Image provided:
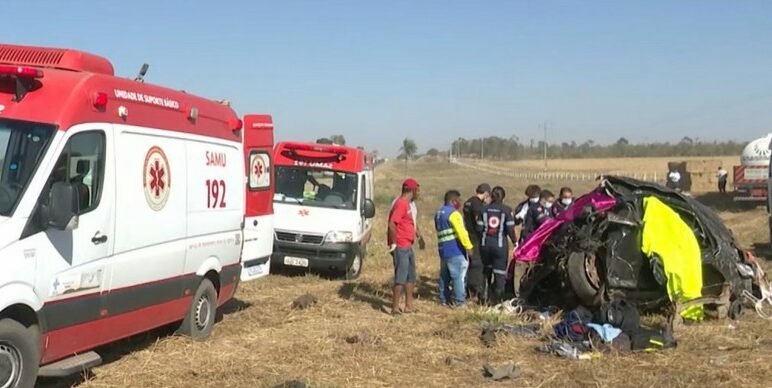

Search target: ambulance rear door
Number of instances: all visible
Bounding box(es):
[241,114,274,281]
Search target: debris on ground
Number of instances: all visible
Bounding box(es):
[273,380,307,388]
[344,332,381,345]
[444,355,471,367]
[480,322,541,347]
[291,294,318,310]
[538,341,594,360]
[482,362,521,381]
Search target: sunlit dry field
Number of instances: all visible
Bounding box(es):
[41,158,772,388]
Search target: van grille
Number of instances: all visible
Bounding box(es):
[276,231,324,245]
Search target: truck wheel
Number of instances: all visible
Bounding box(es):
[0,319,39,388]
[178,279,218,341]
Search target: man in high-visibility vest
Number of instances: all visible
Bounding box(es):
[434,190,474,307]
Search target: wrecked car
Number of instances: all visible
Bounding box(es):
[509,176,764,319]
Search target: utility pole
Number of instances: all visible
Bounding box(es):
[480,137,484,160]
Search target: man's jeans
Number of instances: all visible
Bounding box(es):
[439,254,469,305]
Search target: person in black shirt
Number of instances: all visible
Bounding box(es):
[478,186,517,304]
[462,183,491,303]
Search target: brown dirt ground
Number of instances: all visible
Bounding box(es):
[40,159,772,388]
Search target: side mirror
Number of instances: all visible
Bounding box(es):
[48,182,80,230]
[363,199,376,219]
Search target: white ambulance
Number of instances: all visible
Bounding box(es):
[272,142,375,279]
[0,43,274,386]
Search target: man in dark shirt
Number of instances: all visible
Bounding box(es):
[462,183,491,303]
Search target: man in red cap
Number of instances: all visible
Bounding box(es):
[387,178,420,314]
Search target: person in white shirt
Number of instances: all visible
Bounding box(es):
[667,170,681,191]
[717,167,728,193]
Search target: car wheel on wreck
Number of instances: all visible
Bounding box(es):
[566,251,602,306]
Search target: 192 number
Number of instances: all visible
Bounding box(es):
[206,179,227,208]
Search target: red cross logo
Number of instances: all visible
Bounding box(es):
[298,209,310,216]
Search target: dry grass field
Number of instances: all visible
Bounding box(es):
[40,158,772,388]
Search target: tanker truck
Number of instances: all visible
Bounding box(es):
[733,134,772,202]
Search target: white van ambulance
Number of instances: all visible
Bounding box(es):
[0,43,274,386]
[272,142,375,279]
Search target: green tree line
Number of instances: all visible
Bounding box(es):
[450,136,745,159]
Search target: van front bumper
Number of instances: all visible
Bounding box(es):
[271,240,360,273]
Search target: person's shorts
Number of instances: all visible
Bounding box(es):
[392,247,417,284]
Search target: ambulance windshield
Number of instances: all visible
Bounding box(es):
[274,166,358,210]
[0,119,56,216]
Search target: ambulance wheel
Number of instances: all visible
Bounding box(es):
[0,319,39,388]
[178,278,218,340]
[345,254,363,280]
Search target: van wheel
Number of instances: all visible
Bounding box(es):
[178,279,218,341]
[0,319,39,388]
[345,254,363,280]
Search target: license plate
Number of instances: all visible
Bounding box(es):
[246,265,265,276]
[284,256,309,267]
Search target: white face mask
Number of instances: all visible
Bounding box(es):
[561,198,573,206]
[529,196,539,203]
[544,201,553,209]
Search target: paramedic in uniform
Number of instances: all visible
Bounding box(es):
[478,186,517,304]
[462,183,491,303]
[514,184,541,243]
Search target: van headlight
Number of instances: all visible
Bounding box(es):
[325,231,353,243]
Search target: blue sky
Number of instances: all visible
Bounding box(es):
[5,1,772,155]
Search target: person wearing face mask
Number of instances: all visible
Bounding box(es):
[478,186,517,305]
[434,190,474,307]
[462,184,491,304]
[523,189,555,235]
[553,187,574,216]
[514,184,541,241]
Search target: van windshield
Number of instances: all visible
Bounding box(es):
[0,118,56,216]
[274,166,358,210]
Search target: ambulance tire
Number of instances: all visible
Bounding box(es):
[178,278,218,341]
[345,253,363,280]
[0,318,40,388]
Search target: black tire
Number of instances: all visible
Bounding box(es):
[0,319,39,388]
[345,253,363,280]
[567,252,601,306]
[177,278,218,340]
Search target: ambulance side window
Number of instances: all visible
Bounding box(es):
[45,131,106,214]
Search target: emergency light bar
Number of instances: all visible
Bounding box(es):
[0,65,44,102]
[0,65,43,79]
[283,142,349,155]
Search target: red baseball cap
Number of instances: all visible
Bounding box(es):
[402,178,419,190]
